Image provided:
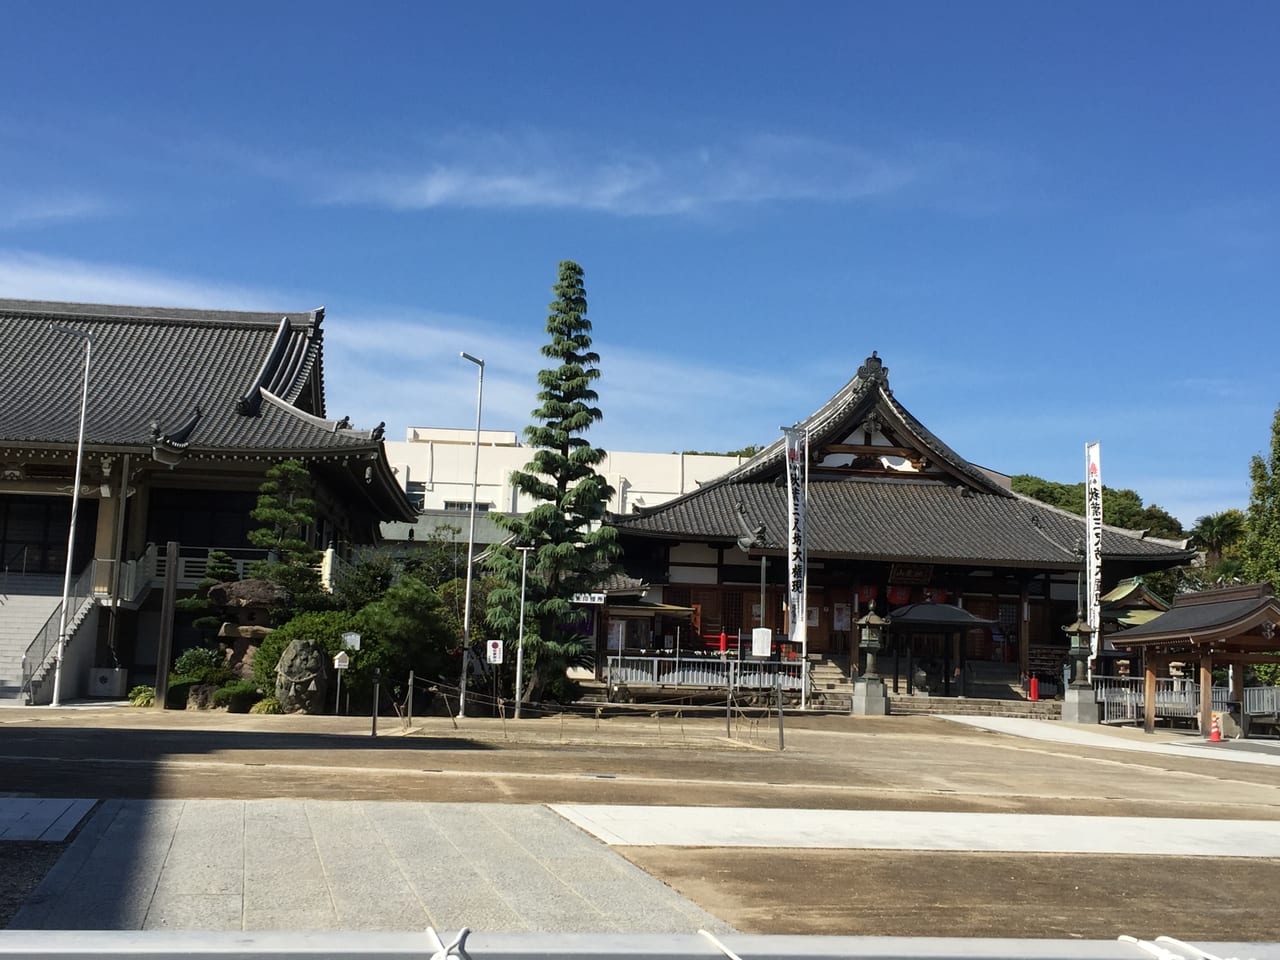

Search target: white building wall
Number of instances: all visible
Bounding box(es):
[381,428,746,541]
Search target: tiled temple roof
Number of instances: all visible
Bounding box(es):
[0,298,414,521]
[613,352,1192,571]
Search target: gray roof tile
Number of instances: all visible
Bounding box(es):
[0,299,376,456]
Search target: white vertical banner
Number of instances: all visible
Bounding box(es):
[784,427,808,706]
[1084,441,1103,675]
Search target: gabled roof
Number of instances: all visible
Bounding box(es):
[723,352,1008,495]
[1111,583,1280,653]
[612,353,1193,572]
[0,298,414,522]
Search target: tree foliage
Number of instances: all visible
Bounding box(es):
[175,549,240,637]
[486,261,620,702]
[1010,474,1185,539]
[252,572,457,710]
[1189,509,1246,568]
[247,459,325,613]
[1242,405,1280,592]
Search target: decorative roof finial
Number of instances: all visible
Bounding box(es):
[857,351,888,386]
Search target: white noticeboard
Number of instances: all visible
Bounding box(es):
[751,628,772,658]
[486,640,504,664]
[333,651,350,671]
[341,631,361,651]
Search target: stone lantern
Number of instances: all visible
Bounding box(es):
[1060,614,1099,724]
[851,608,891,715]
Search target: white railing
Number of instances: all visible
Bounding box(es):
[1245,685,1280,715]
[153,546,268,585]
[1095,676,1278,725]
[320,545,353,593]
[607,655,806,691]
[1,930,1272,959]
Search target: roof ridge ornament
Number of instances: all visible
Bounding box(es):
[149,405,203,468]
[857,351,889,388]
[237,316,292,415]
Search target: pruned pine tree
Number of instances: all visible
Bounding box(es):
[486,261,620,703]
[247,459,324,614]
[175,549,241,637]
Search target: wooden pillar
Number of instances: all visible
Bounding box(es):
[153,541,179,710]
[1143,654,1157,734]
[1199,654,1214,736]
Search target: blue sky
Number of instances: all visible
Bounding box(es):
[3,2,1277,529]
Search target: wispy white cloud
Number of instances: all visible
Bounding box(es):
[0,250,286,311]
[0,193,113,230]
[317,130,965,217]
[0,250,795,451]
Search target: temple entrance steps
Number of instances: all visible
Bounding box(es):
[887,693,1062,720]
[808,656,855,711]
[0,579,64,698]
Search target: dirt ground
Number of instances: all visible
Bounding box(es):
[2,707,1279,937]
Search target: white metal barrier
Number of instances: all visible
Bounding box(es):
[2,930,1276,959]
[607,655,806,691]
[1095,676,1280,726]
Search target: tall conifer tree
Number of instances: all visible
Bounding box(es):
[1243,405,1280,591]
[486,261,619,701]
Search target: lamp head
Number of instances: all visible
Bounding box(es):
[460,351,484,367]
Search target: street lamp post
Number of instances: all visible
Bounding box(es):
[50,325,94,708]
[514,545,534,719]
[456,352,484,718]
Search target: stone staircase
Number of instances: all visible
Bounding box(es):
[887,692,1062,720]
[0,575,64,700]
[808,655,855,711]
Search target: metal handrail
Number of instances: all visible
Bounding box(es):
[1,543,31,597]
[20,561,98,698]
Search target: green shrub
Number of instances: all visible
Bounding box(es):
[128,685,155,707]
[172,646,233,685]
[165,680,197,709]
[251,611,361,690]
[212,680,263,713]
[249,695,283,714]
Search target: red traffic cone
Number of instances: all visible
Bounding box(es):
[1209,714,1223,743]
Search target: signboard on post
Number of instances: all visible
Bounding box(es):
[341,632,361,651]
[333,651,350,671]
[486,640,504,664]
[751,627,772,658]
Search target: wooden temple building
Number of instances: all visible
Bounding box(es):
[605,352,1193,695]
[1112,583,1280,735]
[0,299,415,703]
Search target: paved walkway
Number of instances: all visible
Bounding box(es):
[7,715,1280,933]
[0,799,94,841]
[552,804,1280,855]
[939,715,1280,767]
[10,800,731,933]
